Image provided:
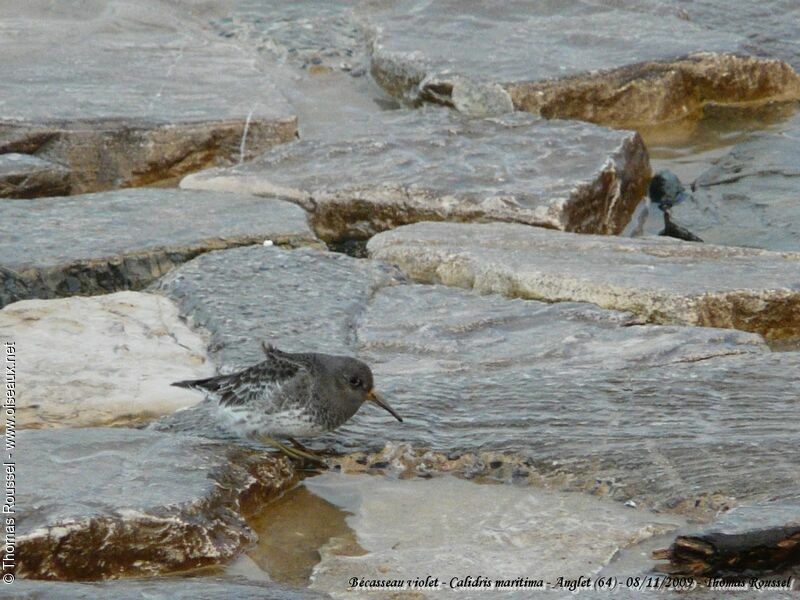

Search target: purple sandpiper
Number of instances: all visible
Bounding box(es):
[172,343,402,462]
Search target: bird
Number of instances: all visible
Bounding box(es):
[648,170,704,243]
[661,210,704,243]
[172,343,402,463]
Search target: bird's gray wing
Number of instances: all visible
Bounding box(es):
[174,346,314,408]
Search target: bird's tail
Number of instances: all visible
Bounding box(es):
[171,374,226,392]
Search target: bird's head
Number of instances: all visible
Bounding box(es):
[649,170,691,211]
[321,356,403,422]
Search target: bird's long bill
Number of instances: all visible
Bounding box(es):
[367,390,403,422]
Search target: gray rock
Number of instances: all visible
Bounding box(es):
[329,284,800,513]
[152,246,404,368]
[151,246,795,514]
[5,577,329,600]
[0,188,318,307]
[0,0,297,193]
[646,125,800,252]
[0,153,69,198]
[367,221,800,340]
[8,428,295,580]
[362,0,800,127]
[0,291,213,428]
[182,109,650,240]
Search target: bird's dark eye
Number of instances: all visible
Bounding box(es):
[349,375,363,389]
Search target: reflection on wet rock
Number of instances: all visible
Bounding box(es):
[245,485,365,586]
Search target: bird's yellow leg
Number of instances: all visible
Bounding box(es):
[260,435,326,465]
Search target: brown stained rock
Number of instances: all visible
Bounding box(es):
[0,153,70,198]
[0,188,319,307]
[0,1,297,193]
[363,0,800,127]
[506,53,800,129]
[7,428,297,580]
[367,221,800,340]
[0,119,297,195]
[182,109,651,239]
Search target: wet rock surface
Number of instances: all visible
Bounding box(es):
[666,0,800,70]
[0,188,318,307]
[9,428,296,580]
[210,0,364,75]
[307,473,682,598]
[363,0,800,126]
[0,153,70,199]
[182,109,650,239]
[644,122,800,252]
[0,0,297,193]
[368,221,800,340]
[151,247,796,517]
[332,283,799,514]
[153,246,403,367]
[0,291,212,429]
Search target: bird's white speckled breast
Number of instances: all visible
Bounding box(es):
[216,401,325,439]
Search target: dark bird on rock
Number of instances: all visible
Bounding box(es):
[648,170,704,243]
[660,210,704,242]
[172,343,402,462]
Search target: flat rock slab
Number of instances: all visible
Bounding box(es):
[307,473,682,598]
[332,354,800,517]
[0,291,213,429]
[0,187,318,307]
[368,221,800,340]
[363,0,800,126]
[153,246,404,367]
[151,246,796,514]
[0,0,297,193]
[646,124,800,252]
[6,578,330,600]
[330,285,799,515]
[0,153,69,198]
[182,109,650,239]
[6,428,296,580]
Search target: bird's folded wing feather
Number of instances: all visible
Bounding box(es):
[206,352,313,409]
